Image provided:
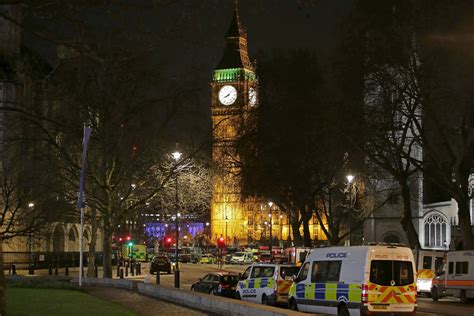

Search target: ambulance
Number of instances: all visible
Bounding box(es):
[413,249,445,295]
[431,250,474,303]
[288,245,417,315]
[236,263,300,305]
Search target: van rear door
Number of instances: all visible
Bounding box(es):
[367,248,416,313]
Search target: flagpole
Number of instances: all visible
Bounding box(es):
[78,126,92,286]
[79,205,84,286]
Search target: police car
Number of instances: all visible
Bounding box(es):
[288,245,417,315]
[236,263,300,305]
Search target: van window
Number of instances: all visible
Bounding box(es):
[251,266,275,278]
[434,257,444,271]
[370,260,414,286]
[280,266,300,280]
[298,262,309,281]
[241,266,251,279]
[422,256,432,269]
[448,262,454,274]
[311,261,341,283]
[463,262,469,274]
[455,262,469,274]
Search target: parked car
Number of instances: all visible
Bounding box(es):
[230,252,254,264]
[179,253,191,263]
[200,253,216,264]
[149,255,172,274]
[191,272,239,297]
[257,253,272,263]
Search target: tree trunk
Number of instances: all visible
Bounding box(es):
[102,217,113,278]
[290,211,303,246]
[301,206,312,247]
[87,220,98,277]
[400,180,421,249]
[456,195,474,250]
[302,219,311,247]
[0,239,5,316]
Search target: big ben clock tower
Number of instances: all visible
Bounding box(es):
[210,1,257,242]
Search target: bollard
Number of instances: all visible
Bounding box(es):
[65,266,69,276]
[120,268,124,279]
[174,269,180,288]
[28,264,34,275]
[135,262,139,276]
[54,267,58,275]
[131,263,135,276]
[125,264,128,277]
[12,264,16,275]
[94,264,98,278]
[116,264,120,277]
[156,271,160,284]
[138,262,141,275]
[48,264,52,275]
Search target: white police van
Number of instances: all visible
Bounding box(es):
[431,250,474,303]
[236,263,300,305]
[288,245,417,315]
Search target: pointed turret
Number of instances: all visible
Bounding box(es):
[215,0,254,73]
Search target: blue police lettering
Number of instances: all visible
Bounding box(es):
[326,252,347,258]
[243,289,256,294]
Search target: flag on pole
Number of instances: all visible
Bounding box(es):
[77,127,92,208]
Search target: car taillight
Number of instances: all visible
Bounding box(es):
[361,283,368,303]
[218,283,229,292]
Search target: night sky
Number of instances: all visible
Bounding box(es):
[106,0,354,144]
[22,1,354,145]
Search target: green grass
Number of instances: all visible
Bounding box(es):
[6,288,138,316]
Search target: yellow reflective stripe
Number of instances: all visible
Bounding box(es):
[325,283,337,301]
[268,278,275,288]
[305,284,315,299]
[348,284,361,302]
[254,278,261,289]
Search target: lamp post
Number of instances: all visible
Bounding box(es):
[172,151,182,288]
[268,202,273,262]
[28,202,34,275]
[225,216,228,247]
[346,174,354,246]
[279,214,283,248]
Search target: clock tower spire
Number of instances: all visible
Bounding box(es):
[210,1,258,243]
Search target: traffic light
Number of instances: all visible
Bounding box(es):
[164,236,172,249]
[126,236,131,241]
[217,236,225,248]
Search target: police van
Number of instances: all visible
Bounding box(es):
[413,249,445,295]
[288,245,417,315]
[431,250,474,303]
[236,263,300,305]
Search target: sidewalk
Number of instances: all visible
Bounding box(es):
[85,286,213,316]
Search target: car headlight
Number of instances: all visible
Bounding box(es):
[416,279,432,292]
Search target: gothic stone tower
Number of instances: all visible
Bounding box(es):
[210,3,257,242]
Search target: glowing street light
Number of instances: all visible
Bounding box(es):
[171,150,182,288]
[346,174,354,183]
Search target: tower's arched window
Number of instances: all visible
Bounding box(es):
[424,212,449,248]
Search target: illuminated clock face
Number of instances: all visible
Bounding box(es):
[218,85,237,105]
[248,87,257,106]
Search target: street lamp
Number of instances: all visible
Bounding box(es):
[346,174,355,246]
[28,202,34,275]
[172,150,181,288]
[279,214,283,248]
[225,216,228,248]
[268,202,273,262]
